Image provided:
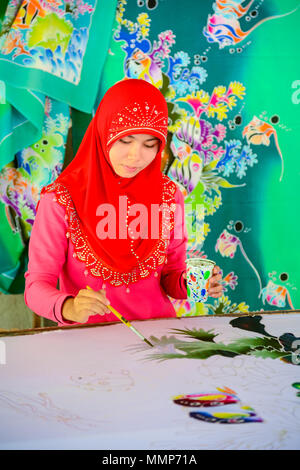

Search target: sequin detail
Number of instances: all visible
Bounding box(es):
[43,176,176,287]
[107,101,168,146]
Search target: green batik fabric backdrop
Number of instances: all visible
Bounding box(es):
[0,0,117,293]
[0,0,299,316]
[99,0,300,317]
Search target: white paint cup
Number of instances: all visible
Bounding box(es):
[186,258,216,302]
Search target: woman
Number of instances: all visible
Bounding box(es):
[24,79,222,325]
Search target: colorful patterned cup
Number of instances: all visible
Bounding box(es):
[186,258,216,302]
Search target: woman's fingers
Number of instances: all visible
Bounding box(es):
[210,273,222,283]
[79,288,109,303]
[79,300,110,315]
[62,288,111,323]
[208,284,223,297]
[81,288,109,306]
[76,289,111,316]
[213,265,222,275]
[208,265,223,297]
[210,265,222,284]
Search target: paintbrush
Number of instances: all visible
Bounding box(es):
[86,285,154,347]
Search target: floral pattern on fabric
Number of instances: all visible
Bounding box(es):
[0,97,70,244]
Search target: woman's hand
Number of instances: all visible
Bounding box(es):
[207,265,223,298]
[183,265,223,298]
[62,288,111,323]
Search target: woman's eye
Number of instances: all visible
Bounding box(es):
[119,139,158,148]
[145,143,159,149]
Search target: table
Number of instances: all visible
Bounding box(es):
[0,313,299,450]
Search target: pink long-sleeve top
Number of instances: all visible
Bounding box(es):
[24,187,188,326]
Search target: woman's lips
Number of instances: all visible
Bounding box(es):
[123,165,139,172]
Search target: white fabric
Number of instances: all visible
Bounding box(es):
[0,314,299,450]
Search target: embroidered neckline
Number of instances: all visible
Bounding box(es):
[43,175,177,286]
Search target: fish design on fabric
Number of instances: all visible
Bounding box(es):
[243,116,284,181]
[116,20,174,86]
[173,386,239,407]
[260,281,294,309]
[11,0,47,30]
[176,118,226,154]
[169,153,202,194]
[125,48,163,87]
[189,407,263,423]
[168,116,231,194]
[215,228,262,293]
[260,272,296,310]
[203,0,299,49]
[116,5,207,95]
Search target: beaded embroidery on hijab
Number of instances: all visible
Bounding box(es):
[108,100,168,145]
[40,79,177,287]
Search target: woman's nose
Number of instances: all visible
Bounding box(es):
[128,142,140,161]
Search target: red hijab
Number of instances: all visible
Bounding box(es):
[41,79,176,286]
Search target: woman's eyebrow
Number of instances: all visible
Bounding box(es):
[124,135,159,141]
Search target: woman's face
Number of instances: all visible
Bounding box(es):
[108,133,160,178]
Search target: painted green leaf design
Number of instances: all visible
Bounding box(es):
[171,328,218,342]
[251,349,289,360]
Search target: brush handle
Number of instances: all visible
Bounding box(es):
[108,305,148,341]
[86,285,153,346]
[107,304,131,326]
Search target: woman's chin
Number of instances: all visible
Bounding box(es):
[117,166,141,178]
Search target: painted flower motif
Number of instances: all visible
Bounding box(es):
[214,123,227,142]
[214,85,226,97]
[67,1,94,19]
[203,223,210,237]
[216,140,258,179]
[222,271,238,290]
[174,51,191,67]
[191,66,208,84]
[236,302,249,313]
[229,81,246,99]
[214,103,228,120]
[137,12,151,26]
[173,80,189,96]
[227,95,237,109]
[137,13,150,37]
[206,294,250,315]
